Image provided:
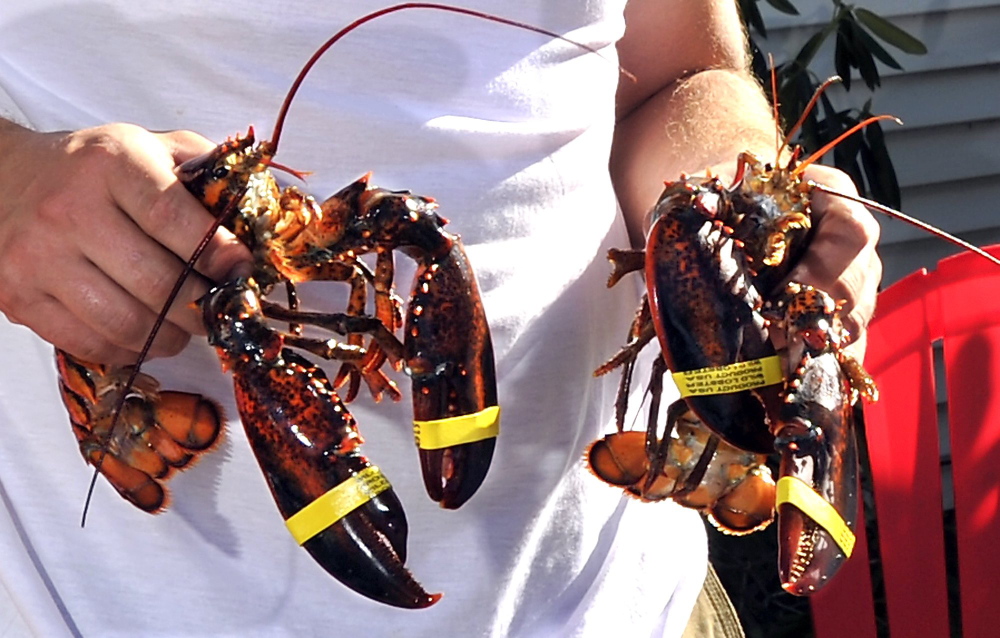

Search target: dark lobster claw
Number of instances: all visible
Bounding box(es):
[203,279,439,608]
[324,182,500,510]
[771,283,869,595]
[773,349,859,595]
[405,242,499,509]
[644,180,778,454]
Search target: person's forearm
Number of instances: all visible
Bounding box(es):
[610,67,776,246]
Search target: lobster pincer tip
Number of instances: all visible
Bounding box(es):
[413,405,500,510]
[284,460,442,609]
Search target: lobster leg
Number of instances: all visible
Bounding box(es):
[260,301,405,365]
[345,249,406,401]
[306,261,368,402]
[588,355,672,500]
[594,295,656,430]
[374,249,404,333]
[278,258,403,403]
[605,247,646,288]
[201,277,438,608]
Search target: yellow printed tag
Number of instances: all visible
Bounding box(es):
[671,356,783,397]
[414,405,500,450]
[776,476,855,557]
[284,466,391,545]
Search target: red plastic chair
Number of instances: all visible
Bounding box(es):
[810,245,1000,638]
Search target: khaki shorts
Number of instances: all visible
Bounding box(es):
[681,565,745,638]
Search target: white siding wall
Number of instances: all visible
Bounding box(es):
[757,0,1000,286]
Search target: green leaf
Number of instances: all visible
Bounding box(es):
[835,150,866,194]
[854,24,903,70]
[764,0,799,15]
[835,22,854,91]
[794,31,825,68]
[778,70,816,142]
[862,121,901,209]
[739,0,768,37]
[855,8,928,54]
[793,18,837,69]
[846,18,882,90]
[830,114,866,191]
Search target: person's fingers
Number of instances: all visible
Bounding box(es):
[11,294,170,366]
[96,125,250,283]
[75,195,214,337]
[786,164,882,348]
[42,255,191,358]
[154,129,217,164]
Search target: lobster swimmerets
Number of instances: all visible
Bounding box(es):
[588,91,1000,595]
[53,2,620,609]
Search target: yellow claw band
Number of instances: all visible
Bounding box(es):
[414,405,500,450]
[671,355,783,397]
[776,476,855,557]
[285,466,391,545]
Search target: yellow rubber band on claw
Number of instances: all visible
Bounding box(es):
[413,405,500,450]
[672,355,783,397]
[284,466,391,545]
[776,476,855,557]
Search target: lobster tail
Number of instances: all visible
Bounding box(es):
[587,431,651,496]
[56,350,222,513]
[706,466,776,535]
[588,394,776,532]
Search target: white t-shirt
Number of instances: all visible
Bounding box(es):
[0,1,706,636]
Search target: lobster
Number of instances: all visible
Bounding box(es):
[53,3,606,609]
[587,77,1000,596]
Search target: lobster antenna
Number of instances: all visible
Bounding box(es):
[263,158,313,182]
[769,55,781,164]
[809,182,1000,269]
[790,114,902,178]
[81,195,242,527]
[269,2,630,151]
[780,75,843,155]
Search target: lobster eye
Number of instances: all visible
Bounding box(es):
[212,165,230,179]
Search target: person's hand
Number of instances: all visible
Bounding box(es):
[0,121,252,365]
[790,163,882,360]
